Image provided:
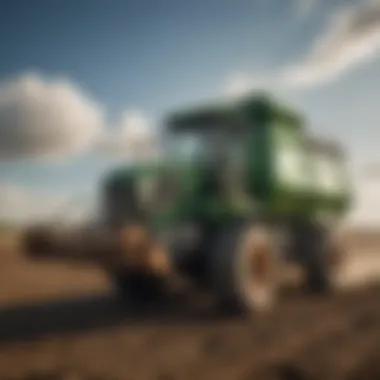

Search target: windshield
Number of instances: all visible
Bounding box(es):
[166,129,227,163]
[166,132,204,162]
[137,171,180,211]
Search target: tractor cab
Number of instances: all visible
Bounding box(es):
[165,106,244,164]
[164,104,251,204]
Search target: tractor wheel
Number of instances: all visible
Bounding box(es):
[112,273,167,304]
[210,223,280,315]
[303,225,345,294]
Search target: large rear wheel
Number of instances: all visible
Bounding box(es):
[296,221,346,294]
[210,223,280,315]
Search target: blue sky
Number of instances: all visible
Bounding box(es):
[0,0,380,224]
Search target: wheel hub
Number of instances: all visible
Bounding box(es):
[249,245,272,286]
[241,227,276,304]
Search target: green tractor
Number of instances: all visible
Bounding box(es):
[23,93,352,314]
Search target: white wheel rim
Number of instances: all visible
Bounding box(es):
[235,226,277,311]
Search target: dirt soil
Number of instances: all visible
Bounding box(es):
[0,232,380,380]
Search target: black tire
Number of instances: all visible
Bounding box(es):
[303,225,344,294]
[112,273,167,304]
[210,222,280,315]
[305,255,333,293]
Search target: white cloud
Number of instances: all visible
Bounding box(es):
[223,1,380,93]
[0,183,96,226]
[0,184,65,225]
[98,110,162,163]
[0,73,105,162]
[283,0,380,88]
[0,73,157,163]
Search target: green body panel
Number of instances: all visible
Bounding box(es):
[102,159,256,234]
[238,95,351,220]
[102,93,352,232]
[305,145,352,217]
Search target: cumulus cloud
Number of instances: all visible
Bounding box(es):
[0,73,105,162]
[98,110,162,162]
[283,0,380,88]
[0,73,157,163]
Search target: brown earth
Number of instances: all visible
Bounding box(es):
[0,231,379,380]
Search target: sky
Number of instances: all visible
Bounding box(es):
[0,0,380,225]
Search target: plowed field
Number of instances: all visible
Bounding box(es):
[0,232,379,380]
